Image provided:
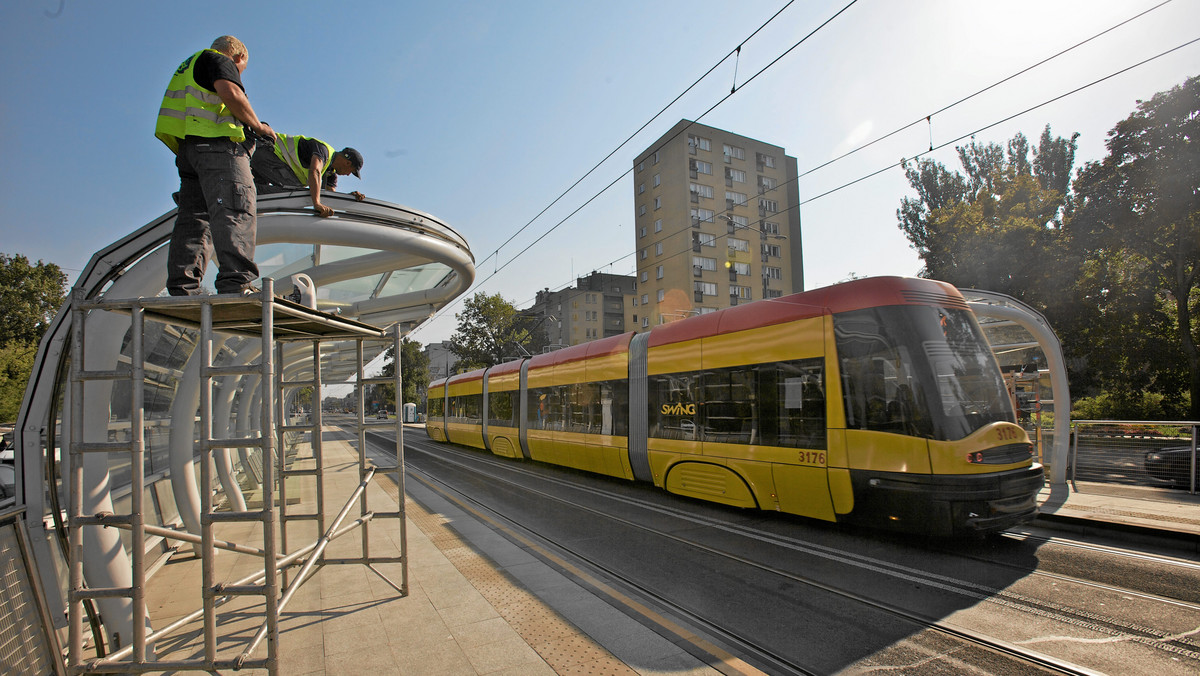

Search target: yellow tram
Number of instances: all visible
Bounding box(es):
[426,277,1043,535]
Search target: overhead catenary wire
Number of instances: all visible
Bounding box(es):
[415,0,859,335]
[411,1,1185,341]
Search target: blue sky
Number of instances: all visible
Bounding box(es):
[2,0,1197,346]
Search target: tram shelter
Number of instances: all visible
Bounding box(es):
[1,192,475,674]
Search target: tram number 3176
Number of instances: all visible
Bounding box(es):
[799,451,826,465]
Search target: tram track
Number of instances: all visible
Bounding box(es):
[364,428,1140,674]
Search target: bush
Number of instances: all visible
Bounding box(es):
[1070,390,1183,420]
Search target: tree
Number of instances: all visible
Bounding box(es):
[449,292,546,371]
[0,253,67,345]
[1070,75,1200,418]
[377,338,430,409]
[896,127,1080,312]
[0,254,67,423]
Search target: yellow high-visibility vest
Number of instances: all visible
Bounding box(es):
[272,134,336,186]
[154,49,245,154]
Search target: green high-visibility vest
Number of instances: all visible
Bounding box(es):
[154,49,246,154]
[272,134,336,186]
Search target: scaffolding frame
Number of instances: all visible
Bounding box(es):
[66,278,408,674]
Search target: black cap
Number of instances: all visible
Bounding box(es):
[340,148,364,178]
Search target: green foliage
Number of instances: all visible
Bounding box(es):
[1070,75,1200,418]
[377,338,430,407]
[449,292,546,371]
[1070,390,1187,421]
[0,254,67,423]
[0,341,36,423]
[0,253,67,345]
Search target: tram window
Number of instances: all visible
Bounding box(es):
[598,380,629,436]
[528,388,549,430]
[488,390,515,428]
[774,360,826,449]
[428,395,444,417]
[649,373,699,440]
[700,368,756,444]
[566,383,598,433]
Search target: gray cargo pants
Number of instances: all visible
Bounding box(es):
[167,136,259,295]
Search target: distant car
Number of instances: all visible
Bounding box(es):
[1144,446,1199,487]
[376,410,389,419]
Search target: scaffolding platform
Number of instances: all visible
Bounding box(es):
[66,279,408,674]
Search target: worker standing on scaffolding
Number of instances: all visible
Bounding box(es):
[250,134,366,217]
[155,35,275,296]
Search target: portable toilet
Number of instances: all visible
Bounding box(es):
[403,402,416,423]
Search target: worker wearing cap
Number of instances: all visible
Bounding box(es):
[155,35,275,296]
[251,133,365,218]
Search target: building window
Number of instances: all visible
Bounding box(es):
[693,256,716,271]
[728,214,749,231]
[689,183,714,199]
[639,204,647,216]
[640,226,646,238]
[690,208,714,225]
[763,243,781,258]
[637,161,644,173]
[642,316,650,328]
[728,238,750,253]
[654,196,661,210]
[763,266,782,280]
[690,159,712,175]
[652,150,660,164]
[761,221,780,235]
[632,296,638,307]
[730,284,752,299]
[723,144,745,161]
[759,176,777,192]
[656,265,664,280]
[640,249,647,260]
[688,134,711,151]
[654,218,662,233]
[653,173,661,187]
[726,191,748,208]
[657,288,665,302]
[696,232,716,247]
[694,281,717,296]
[756,152,776,169]
[732,261,750,275]
[765,289,784,299]
[726,168,746,183]
[639,183,645,194]
[655,242,663,256]
[760,198,778,214]
[640,271,648,283]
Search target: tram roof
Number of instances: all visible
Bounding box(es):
[527,332,634,371]
[647,276,965,348]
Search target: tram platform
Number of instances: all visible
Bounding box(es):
[139,426,731,676]
[135,426,1200,675]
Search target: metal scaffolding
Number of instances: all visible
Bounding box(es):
[66,278,408,674]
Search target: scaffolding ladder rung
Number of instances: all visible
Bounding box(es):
[74,514,133,527]
[203,436,265,449]
[74,441,132,454]
[204,363,264,377]
[324,556,405,565]
[371,511,404,520]
[281,468,319,477]
[281,512,320,522]
[280,379,316,388]
[211,583,270,597]
[74,368,130,381]
[74,586,133,600]
[206,510,268,523]
[278,424,313,432]
[369,465,402,473]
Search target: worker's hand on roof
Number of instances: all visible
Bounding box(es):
[313,203,334,218]
[350,191,366,202]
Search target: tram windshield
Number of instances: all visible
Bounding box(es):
[834,305,1013,441]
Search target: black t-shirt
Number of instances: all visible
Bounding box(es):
[191,50,244,94]
[294,139,338,189]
